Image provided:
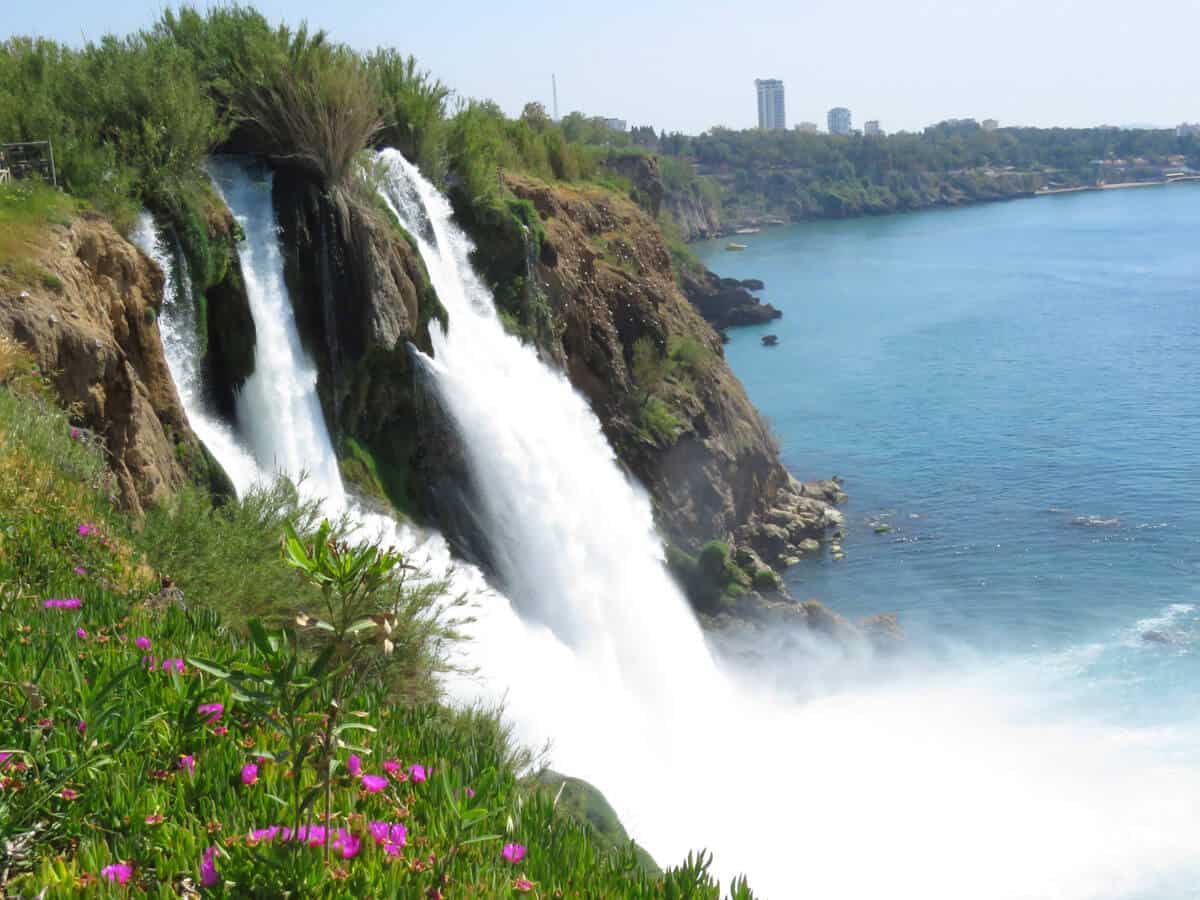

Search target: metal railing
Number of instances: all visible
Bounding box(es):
[0,141,57,187]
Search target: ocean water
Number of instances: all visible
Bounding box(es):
[696,184,1200,729]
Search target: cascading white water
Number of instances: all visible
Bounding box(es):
[377,148,1200,899]
[206,159,346,502]
[131,212,260,496]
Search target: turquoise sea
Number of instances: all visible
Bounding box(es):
[696,184,1200,728]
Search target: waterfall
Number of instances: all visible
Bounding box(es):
[376,149,1200,899]
[205,158,346,501]
[131,212,260,495]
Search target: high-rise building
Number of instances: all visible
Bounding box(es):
[827,107,852,135]
[796,122,819,133]
[864,120,883,136]
[755,79,786,130]
[604,118,628,132]
[982,118,1000,131]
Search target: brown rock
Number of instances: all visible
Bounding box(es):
[0,212,205,514]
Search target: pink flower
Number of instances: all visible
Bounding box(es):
[145,813,164,825]
[383,759,401,776]
[408,763,427,783]
[77,524,92,536]
[61,788,79,801]
[101,862,132,885]
[361,773,388,793]
[76,628,87,639]
[347,754,362,777]
[69,428,80,440]
[514,877,534,893]
[73,566,86,576]
[0,753,10,769]
[77,720,86,734]
[502,843,527,864]
[43,598,82,609]
[179,755,195,775]
[199,846,219,887]
[197,703,223,723]
[466,787,476,798]
[241,763,258,785]
[162,658,185,673]
[332,828,361,859]
[135,636,151,651]
[212,725,228,737]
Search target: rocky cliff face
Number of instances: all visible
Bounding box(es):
[0,212,221,514]
[272,171,446,518]
[497,175,843,571]
[663,185,722,242]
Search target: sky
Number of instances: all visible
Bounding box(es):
[5,0,1200,135]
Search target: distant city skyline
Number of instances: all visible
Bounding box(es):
[3,0,1199,135]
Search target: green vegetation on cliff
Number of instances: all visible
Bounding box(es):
[648,121,1200,228]
[0,345,758,897]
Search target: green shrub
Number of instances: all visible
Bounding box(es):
[752,568,782,593]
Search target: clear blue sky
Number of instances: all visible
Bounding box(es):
[5,0,1199,134]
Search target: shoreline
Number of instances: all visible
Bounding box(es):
[689,176,1200,243]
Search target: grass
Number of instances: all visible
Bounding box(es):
[0,181,76,290]
[0,379,757,897]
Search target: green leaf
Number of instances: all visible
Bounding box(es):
[187,657,231,681]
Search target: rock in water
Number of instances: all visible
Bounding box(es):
[761,334,779,346]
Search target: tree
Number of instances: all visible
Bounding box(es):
[520,101,549,132]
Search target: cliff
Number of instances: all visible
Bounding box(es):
[487,175,843,578]
[0,207,225,514]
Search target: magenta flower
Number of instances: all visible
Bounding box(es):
[101,862,132,885]
[369,821,407,855]
[383,759,401,776]
[73,566,86,576]
[213,725,228,737]
[43,598,82,609]
[77,720,86,734]
[70,428,80,440]
[361,773,388,793]
[135,636,151,651]
[200,846,219,887]
[162,658,185,673]
[61,788,79,801]
[514,877,534,893]
[76,628,87,639]
[179,755,195,775]
[77,523,97,536]
[0,753,10,769]
[502,843,527,864]
[408,763,428,783]
[332,828,361,859]
[241,763,258,785]
[197,703,223,723]
[347,754,362,777]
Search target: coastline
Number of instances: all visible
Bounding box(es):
[688,176,1200,243]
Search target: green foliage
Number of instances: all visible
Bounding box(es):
[0,381,753,897]
[0,29,227,232]
[0,179,76,290]
[657,122,1200,226]
[367,50,449,180]
[639,396,683,446]
[665,541,752,615]
[337,435,417,519]
[752,568,782,593]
